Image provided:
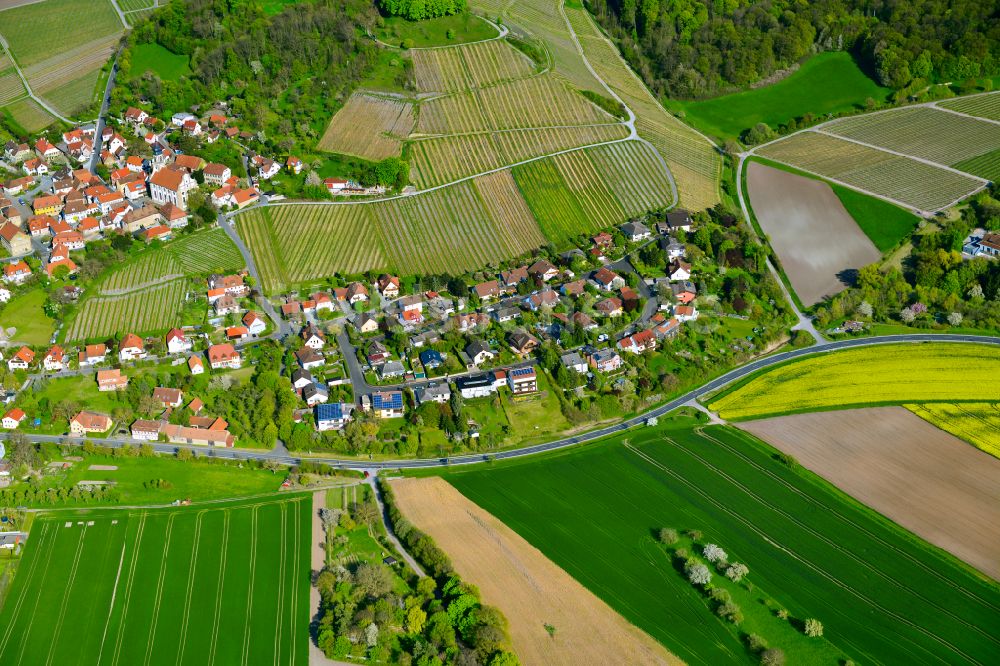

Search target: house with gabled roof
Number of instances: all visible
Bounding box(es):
[621,220,651,242]
[2,408,26,430]
[119,333,146,362]
[618,330,657,354]
[591,267,625,291]
[79,343,107,366]
[3,260,31,283]
[668,259,692,282]
[149,166,197,208]
[528,259,558,282]
[165,328,191,354]
[97,368,128,391]
[243,311,267,336]
[71,411,113,435]
[207,344,241,369]
[43,345,65,371]
[315,402,354,431]
[8,346,34,371]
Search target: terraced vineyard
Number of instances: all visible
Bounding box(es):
[954,148,1000,182]
[66,279,187,341]
[266,205,385,282]
[101,252,181,293]
[409,124,629,188]
[938,92,1000,121]
[564,5,721,211]
[757,131,985,212]
[822,107,1000,166]
[318,93,415,160]
[411,39,535,93]
[907,402,1000,459]
[239,211,288,294]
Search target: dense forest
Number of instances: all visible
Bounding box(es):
[113,0,383,155]
[585,0,1000,99]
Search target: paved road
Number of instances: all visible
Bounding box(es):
[89,53,120,174]
[218,213,289,337]
[5,334,996,469]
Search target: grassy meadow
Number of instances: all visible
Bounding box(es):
[376,13,498,48]
[1,288,55,345]
[129,42,190,81]
[664,52,890,140]
[431,419,1000,665]
[707,343,1000,420]
[0,495,310,665]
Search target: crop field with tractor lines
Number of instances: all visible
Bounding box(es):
[821,106,1000,167]
[5,97,55,132]
[317,92,415,161]
[707,343,1000,421]
[756,131,984,212]
[938,92,1000,121]
[0,0,121,68]
[411,38,535,93]
[65,279,187,341]
[0,68,25,106]
[906,402,1000,460]
[0,496,310,666]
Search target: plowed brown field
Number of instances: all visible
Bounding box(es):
[739,406,1000,580]
[388,477,681,666]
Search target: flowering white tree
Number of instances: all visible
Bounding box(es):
[969,283,984,300]
[899,307,915,323]
[726,562,749,582]
[948,312,963,326]
[685,561,712,585]
[364,623,379,647]
[804,618,823,637]
[703,543,727,563]
[856,300,873,318]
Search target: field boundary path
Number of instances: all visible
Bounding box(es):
[367,476,426,577]
[4,334,998,469]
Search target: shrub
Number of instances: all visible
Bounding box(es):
[747,633,768,652]
[708,587,731,604]
[776,609,789,620]
[657,527,678,545]
[716,601,743,624]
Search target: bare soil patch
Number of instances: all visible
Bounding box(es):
[739,406,1000,580]
[747,161,881,305]
[389,476,681,666]
[87,464,118,471]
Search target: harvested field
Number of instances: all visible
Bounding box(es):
[938,92,1000,121]
[317,92,414,160]
[822,106,1000,167]
[739,407,1000,580]
[389,476,680,666]
[411,39,534,93]
[5,97,54,131]
[0,68,25,105]
[747,161,880,305]
[757,131,984,212]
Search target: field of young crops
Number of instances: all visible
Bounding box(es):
[5,97,55,132]
[906,402,1000,460]
[708,343,1000,420]
[118,0,155,11]
[268,204,385,282]
[370,179,544,274]
[411,38,535,93]
[66,279,187,341]
[757,131,984,212]
[318,93,414,160]
[409,124,629,188]
[938,92,1000,121]
[0,0,122,68]
[416,74,614,134]
[0,68,25,106]
[564,6,720,211]
[822,107,1000,167]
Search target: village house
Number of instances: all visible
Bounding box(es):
[7,346,34,371]
[161,423,235,447]
[560,351,588,374]
[456,373,497,399]
[528,259,559,282]
[43,346,65,372]
[355,312,379,334]
[315,402,354,431]
[226,325,249,341]
[344,282,368,304]
[124,107,149,125]
[286,156,303,174]
[79,343,107,365]
[673,304,699,322]
[232,188,259,209]
[243,311,267,336]
[213,293,240,316]
[618,330,657,354]
[295,347,325,370]
[501,266,528,289]
[291,368,314,391]
[596,297,624,317]
[591,267,626,291]
[188,355,205,375]
[130,419,162,441]
[415,382,451,405]
[153,387,183,408]
[379,360,405,380]
[508,329,540,356]
[376,274,400,299]
[663,209,693,233]
[35,138,60,160]
[653,317,681,340]
[671,281,697,304]
[621,220,651,242]
[208,344,242,369]
[119,333,146,362]
[97,368,128,391]
[452,312,490,332]
[166,328,192,354]
[32,195,62,217]
[525,289,559,311]
[149,167,197,208]
[301,324,325,349]
[474,280,501,302]
[161,203,189,228]
[0,223,31,256]
[70,411,113,436]
[2,408,26,430]
[588,348,623,373]
[22,158,47,176]
[668,259,692,282]
[363,391,404,419]
[366,340,390,366]
[508,366,538,395]
[419,349,443,370]
[465,340,495,366]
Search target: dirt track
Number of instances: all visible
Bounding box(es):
[740,407,1000,580]
[747,161,881,305]
[389,477,681,666]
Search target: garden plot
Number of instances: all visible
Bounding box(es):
[821,106,1000,167]
[938,92,1000,121]
[746,162,881,305]
[739,407,1000,580]
[756,131,984,212]
[318,92,415,160]
[390,477,681,666]
[411,38,535,93]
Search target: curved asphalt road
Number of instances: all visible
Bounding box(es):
[5,334,997,470]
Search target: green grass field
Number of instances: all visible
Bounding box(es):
[376,12,498,47]
[129,42,190,81]
[664,52,890,141]
[432,419,1000,665]
[707,343,1000,420]
[1,288,55,345]
[0,0,122,67]
[0,494,310,665]
[954,147,1000,181]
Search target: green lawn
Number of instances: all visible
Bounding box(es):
[129,42,191,82]
[13,454,285,506]
[0,494,311,665]
[431,419,1000,665]
[376,12,498,48]
[1,288,55,345]
[665,52,890,141]
[500,373,569,442]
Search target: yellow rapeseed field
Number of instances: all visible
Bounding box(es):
[708,343,1000,420]
[906,403,1000,460]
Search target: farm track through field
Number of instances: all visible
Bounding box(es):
[625,441,982,664]
[143,514,175,666]
[174,511,204,666]
[240,506,259,666]
[207,511,230,666]
[695,427,1000,615]
[44,522,89,666]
